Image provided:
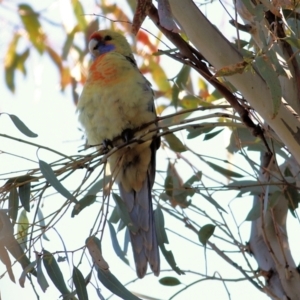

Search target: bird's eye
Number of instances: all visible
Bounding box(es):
[104,35,112,41]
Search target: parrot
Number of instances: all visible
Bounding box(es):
[77,30,160,278]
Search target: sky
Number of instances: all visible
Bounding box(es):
[0,0,299,300]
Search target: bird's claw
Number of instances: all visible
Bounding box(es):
[102,138,113,150]
[121,128,134,143]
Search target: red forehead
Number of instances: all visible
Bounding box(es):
[90,32,102,41]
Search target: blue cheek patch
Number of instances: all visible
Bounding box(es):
[99,44,115,54]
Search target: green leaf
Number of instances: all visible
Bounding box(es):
[198,224,215,245]
[62,26,79,60]
[159,243,184,275]
[17,210,29,251]
[283,37,300,49]
[18,4,45,54]
[0,245,15,283]
[112,193,138,233]
[181,95,199,109]
[97,268,141,300]
[15,48,30,75]
[71,195,96,217]
[245,204,260,221]
[204,129,224,141]
[73,267,89,300]
[71,0,87,31]
[164,175,173,197]
[159,276,181,286]
[42,250,70,295]
[107,222,129,265]
[4,33,20,92]
[19,260,37,287]
[164,132,186,152]
[0,211,35,276]
[9,187,19,225]
[284,184,300,216]
[255,55,281,118]
[184,172,202,186]
[206,161,244,178]
[37,208,50,241]
[18,182,31,212]
[39,160,77,203]
[172,65,190,108]
[187,126,213,139]
[7,114,38,137]
[109,206,120,224]
[154,207,169,245]
[36,254,49,292]
[148,59,171,93]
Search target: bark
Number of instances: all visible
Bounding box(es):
[170,1,300,299]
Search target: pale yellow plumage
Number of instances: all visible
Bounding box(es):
[77,30,160,278]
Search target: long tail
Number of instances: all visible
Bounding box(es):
[119,174,160,278]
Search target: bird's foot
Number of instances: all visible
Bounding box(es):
[102,138,113,150]
[121,128,134,143]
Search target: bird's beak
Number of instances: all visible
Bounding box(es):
[88,38,103,54]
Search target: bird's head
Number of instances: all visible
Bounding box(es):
[88,30,134,61]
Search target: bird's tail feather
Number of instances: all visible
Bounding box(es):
[119,175,160,278]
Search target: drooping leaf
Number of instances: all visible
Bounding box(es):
[86,236,109,271]
[18,4,46,54]
[4,33,20,92]
[37,208,50,241]
[18,182,31,212]
[17,210,29,251]
[107,222,129,265]
[73,266,89,300]
[205,161,244,178]
[0,211,36,275]
[204,129,224,141]
[112,193,138,233]
[71,195,96,217]
[164,132,186,152]
[159,243,184,275]
[109,206,120,224]
[198,224,215,246]
[62,26,79,60]
[39,160,77,203]
[7,114,38,137]
[9,187,18,225]
[284,184,300,216]
[159,276,181,286]
[154,207,169,245]
[255,55,281,118]
[164,175,173,197]
[36,254,49,292]
[245,204,261,221]
[187,126,213,139]
[42,249,70,296]
[172,65,190,108]
[19,260,37,287]
[71,0,87,31]
[148,58,171,93]
[0,245,15,283]
[97,268,141,300]
[15,48,30,75]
